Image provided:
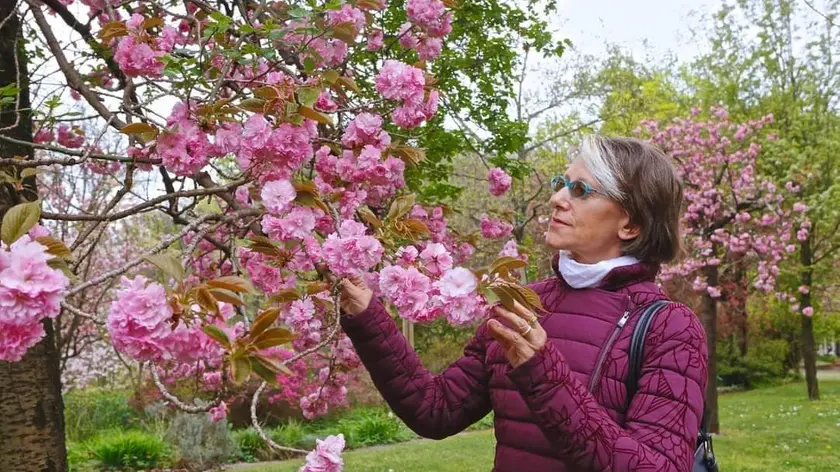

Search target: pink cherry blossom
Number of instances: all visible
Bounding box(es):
[367,29,384,51]
[379,265,432,320]
[209,402,228,422]
[322,221,383,277]
[437,267,477,298]
[0,321,45,362]
[326,4,366,32]
[375,60,425,105]
[0,237,68,330]
[802,306,814,316]
[487,168,512,196]
[480,215,513,239]
[299,434,345,472]
[107,276,173,362]
[419,242,453,275]
[261,179,297,215]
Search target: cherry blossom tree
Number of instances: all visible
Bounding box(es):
[640,106,804,432]
[0,0,556,469]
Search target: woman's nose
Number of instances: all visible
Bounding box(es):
[549,187,571,210]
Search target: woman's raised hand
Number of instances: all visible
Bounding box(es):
[487,300,547,368]
[338,275,373,316]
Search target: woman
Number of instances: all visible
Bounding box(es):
[338,135,708,471]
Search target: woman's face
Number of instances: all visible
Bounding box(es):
[544,159,638,264]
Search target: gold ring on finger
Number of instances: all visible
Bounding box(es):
[520,324,533,336]
[526,316,539,327]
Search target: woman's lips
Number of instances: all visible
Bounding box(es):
[550,217,569,227]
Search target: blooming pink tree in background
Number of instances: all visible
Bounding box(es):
[639,105,804,433]
[0,0,543,468]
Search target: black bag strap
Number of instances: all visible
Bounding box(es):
[626,300,717,469]
[625,299,670,404]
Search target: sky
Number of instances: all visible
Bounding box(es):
[553,0,725,60]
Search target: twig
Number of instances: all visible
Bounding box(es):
[60,302,105,326]
[151,366,220,413]
[27,0,127,129]
[66,210,256,297]
[43,178,248,222]
[0,135,159,166]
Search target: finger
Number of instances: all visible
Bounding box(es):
[510,300,538,324]
[492,306,531,337]
[487,319,523,345]
[349,274,367,288]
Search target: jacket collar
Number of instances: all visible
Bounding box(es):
[551,253,659,291]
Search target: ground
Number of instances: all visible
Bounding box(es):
[229,379,840,472]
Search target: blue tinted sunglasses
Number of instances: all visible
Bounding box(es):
[550,174,603,199]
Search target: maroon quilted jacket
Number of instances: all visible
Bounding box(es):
[340,260,708,471]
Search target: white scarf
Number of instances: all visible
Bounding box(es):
[557,250,640,289]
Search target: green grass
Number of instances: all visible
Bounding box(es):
[233,380,840,472]
[715,381,840,471]
[230,430,496,472]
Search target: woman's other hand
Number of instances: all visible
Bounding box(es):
[487,300,547,368]
[338,275,373,316]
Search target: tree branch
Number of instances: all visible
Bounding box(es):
[27,0,127,129]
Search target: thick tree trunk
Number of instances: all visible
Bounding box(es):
[701,265,719,433]
[800,235,819,401]
[0,4,68,471]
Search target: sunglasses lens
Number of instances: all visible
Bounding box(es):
[570,181,587,198]
[550,176,562,192]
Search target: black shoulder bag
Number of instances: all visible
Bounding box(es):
[626,300,719,472]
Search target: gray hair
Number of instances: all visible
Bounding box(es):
[568,135,685,263]
[571,135,625,201]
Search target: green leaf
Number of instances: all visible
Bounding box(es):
[267,288,301,305]
[144,253,186,282]
[202,325,232,349]
[231,355,252,385]
[386,194,416,221]
[251,353,293,377]
[249,355,279,384]
[297,87,320,108]
[252,327,296,350]
[249,308,281,339]
[194,286,220,314]
[35,236,72,259]
[490,256,527,276]
[207,276,255,294]
[1,199,41,245]
[297,105,332,125]
[208,287,243,305]
[48,258,77,281]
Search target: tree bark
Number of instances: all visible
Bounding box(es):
[0,3,68,471]
[701,264,719,433]
[800,235,819,401]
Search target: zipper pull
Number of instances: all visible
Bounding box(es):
[617,311,631,328]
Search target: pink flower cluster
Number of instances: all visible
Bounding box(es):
[480,215,513,239]
[235,114,317,182]
[375,61,438,129]
[378,257,486,325]
[487,168,512,196]
[114,14,180,77]
[322,220,384,277]
[399,0,453,60]
[299,434,345,472]
[155,102,212,176]
[107,276,240,367]
[646,107,799,298]
[0,236,69,362]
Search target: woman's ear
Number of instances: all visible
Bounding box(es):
[617,212,641,242]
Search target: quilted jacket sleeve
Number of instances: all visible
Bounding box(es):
[340,298,493,439]
[508,304,708,472]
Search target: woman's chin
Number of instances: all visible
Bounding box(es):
[544,232,567,251]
